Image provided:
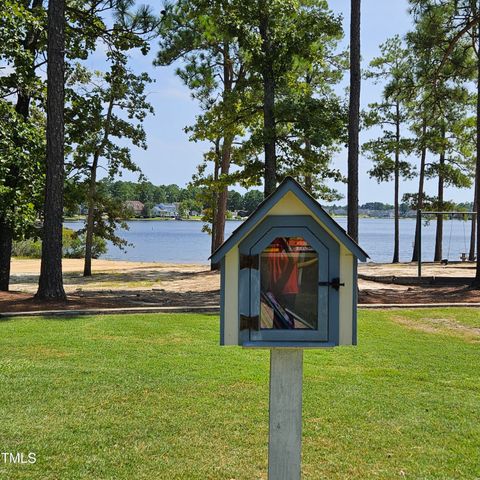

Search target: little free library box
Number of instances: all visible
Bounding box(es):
[211,177,369,349]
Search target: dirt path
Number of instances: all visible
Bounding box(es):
[2,258,480,313]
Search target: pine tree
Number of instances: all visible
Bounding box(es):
[36,0,66,300]
[363,37,415,263]
[347,0,361,242]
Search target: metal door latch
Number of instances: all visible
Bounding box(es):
[318,277,345,290]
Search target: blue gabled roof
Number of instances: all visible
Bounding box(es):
[210,176,369,263]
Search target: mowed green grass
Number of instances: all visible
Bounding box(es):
[0,309,479,480]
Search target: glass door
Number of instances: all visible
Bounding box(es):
[249,227,330,343]
[259,236,318,330]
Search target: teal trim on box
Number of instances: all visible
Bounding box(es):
[238,216,340,347]
[243,341,336,349]
[220,258,225,345]
[352,259,358,346]
[239,216,337,253]
[210,177,368,264]
[248,225,330,343]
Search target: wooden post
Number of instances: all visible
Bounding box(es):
[268,348,303,480]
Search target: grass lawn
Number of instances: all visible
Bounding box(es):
[0,309,479,479]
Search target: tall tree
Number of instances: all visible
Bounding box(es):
[469,182,477,260]
[67,1,156,276]
[363,37,415,263]
[434,113,475,259]
[409,0,480,280]
[66,63,153,276]
[272,28,347,200]
[158,0,345,270]
[408,1,476,262]
[36,0,66,300]
[408,119,428,262]
[406,13,438,262]
[1,0,158,290]
[347,0,361,242]
[258,0,277,196]
[0,0,46,291]
[64,1,156,277]
[235,0,344,197]
[157,0,251,267]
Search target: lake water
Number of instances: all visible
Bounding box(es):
[64,218,475,264]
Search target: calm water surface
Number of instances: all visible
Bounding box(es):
[64,218,474,264]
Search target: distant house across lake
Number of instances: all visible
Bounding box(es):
[152,203,179,218]
[325,205,416,219]
[124,200,144,217]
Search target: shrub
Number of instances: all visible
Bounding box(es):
[12,239,42,258]
[63,229,107,259]
[12,228,107,259]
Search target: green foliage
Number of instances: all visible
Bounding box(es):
[0,0,160,288]
[95,180,264,218]
[63,228,107,259]
[0,1,46,239]
[11,238,42,258]
[0,101,45,238]
[66,62,154,177]
[406,1,476,185]
[361,202,394,211]
[242,189,264,215]
[178,198,203,218]
[141,202,154,218]
[227,190,243,211]
[0,1,46,105]
[363,36,416,185]
[232,0,347,193]
[63,3,158,261]
[157,0,347,212]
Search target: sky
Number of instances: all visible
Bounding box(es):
[95,0,475,205]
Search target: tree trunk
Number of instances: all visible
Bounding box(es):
[211,136,233,271]
[15,0,43,120]
[210,138,221,267]
[260,7,276,197]
[475,22,480,283]
[304,139,313,193]
[412,120,427,262]
[393,169,400,263]
[0,219,13,291]
[83,96,114,277]
[304,175,313,193]
[211,44,234,270]
[469,182,477,261]
[393,103,400,263]
[347,0,361,242]
[83,154,99,277]
[36,0,66,300]
[434,133,445,262]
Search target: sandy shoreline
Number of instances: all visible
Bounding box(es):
[10,257,477,275]
[10,258,209,275]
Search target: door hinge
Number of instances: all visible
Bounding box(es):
[240,254,259,270]
[318,277,345,290]
[240,314,260,330]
